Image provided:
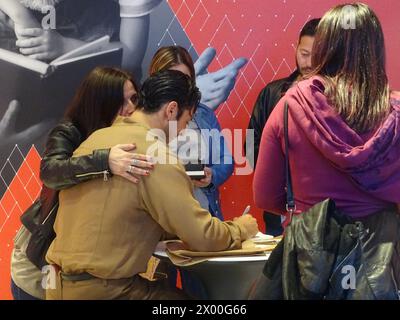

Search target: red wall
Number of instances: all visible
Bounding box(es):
[168,0,400,223]
[1,0,399,299]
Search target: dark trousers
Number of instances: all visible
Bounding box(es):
[11,279,40,300]
[263,212,283,236]
[167,266,208,300]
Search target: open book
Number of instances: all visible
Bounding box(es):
[0,35,118,76]
[0,35,123,133]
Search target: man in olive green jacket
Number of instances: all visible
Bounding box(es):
[46,70,258,300]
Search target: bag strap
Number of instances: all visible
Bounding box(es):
[284,101,296,215]
[20,199,42,233]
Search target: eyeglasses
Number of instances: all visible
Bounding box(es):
[130,94,139,105]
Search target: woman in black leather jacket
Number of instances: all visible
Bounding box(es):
[11,66,154,300]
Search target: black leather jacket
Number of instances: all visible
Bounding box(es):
[249,200,400,300]
[40,121,111,190]
[246,70,299,166]
[21,121,112,268]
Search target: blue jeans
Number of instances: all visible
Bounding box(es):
[11,279,40,300]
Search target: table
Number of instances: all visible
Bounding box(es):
[154,242,270,300]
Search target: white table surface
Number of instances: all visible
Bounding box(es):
[154,241,271,262]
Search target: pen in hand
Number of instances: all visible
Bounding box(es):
[242,205,251,216]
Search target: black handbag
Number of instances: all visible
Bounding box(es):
[248,102,400,300]
[20,187,58,270]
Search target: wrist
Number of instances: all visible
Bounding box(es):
[233,217,252,241]
[207,182,215,191]
[5,2,38,26]
[119,0,162,17]
[239,223,251,241]
[12,12,38,26]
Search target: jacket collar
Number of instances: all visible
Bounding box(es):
[281,70,301,92]
[121,112,151,130]
[116,112,167,144]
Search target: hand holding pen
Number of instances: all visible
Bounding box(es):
[233,205,259,238]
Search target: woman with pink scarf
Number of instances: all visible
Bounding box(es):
[253,3,400,296]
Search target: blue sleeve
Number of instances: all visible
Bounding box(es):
[207,112,234,188]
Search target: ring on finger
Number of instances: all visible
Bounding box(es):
[127,165,133,173]
[131,158,139,166]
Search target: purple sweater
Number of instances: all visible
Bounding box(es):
[254,77,400,219]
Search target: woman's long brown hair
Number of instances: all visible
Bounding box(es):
[311,3,390,133]
[64,66,137,139]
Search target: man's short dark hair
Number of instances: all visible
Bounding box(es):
[138,70,201,119]
[299,18,321,40]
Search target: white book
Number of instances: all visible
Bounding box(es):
[0,35,119,76]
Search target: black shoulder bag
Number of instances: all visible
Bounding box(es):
[20,186,58,270]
